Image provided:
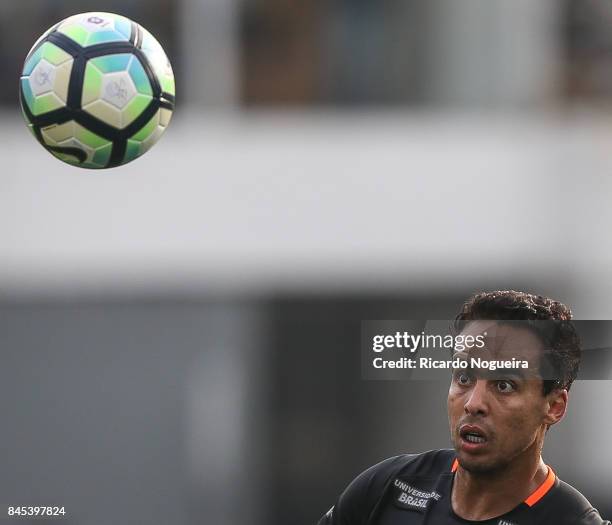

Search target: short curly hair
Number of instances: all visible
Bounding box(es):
[455,290,581,395]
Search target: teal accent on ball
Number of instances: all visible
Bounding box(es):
[128,57,153,95]
[89,53,132,74]
[20,78,35,111]
[87,30,129,46]
[114,17,132,39]
[23,47,44,76]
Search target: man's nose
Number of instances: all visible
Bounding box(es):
[464,379,489,416]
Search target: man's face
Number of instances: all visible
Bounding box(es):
[447,321,563,474]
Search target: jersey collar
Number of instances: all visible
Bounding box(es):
[450,458,556,506]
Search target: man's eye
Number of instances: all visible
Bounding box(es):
[496,380,516,393]
[456,372,472,386]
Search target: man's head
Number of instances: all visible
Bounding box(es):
[447,290,581,474]
[455,290,581,395]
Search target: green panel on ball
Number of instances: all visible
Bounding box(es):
[92,143,113,166]
[131,112,158,142]
[75,125,110,149]
[160,76,175,96]
[128,58,153,96]
[81,63,104,106]
[123,94,152,125]
[32,92,63,115]
[89,54,132,74]
[41,43,72,66]
[124,139,141,163]
[59,24,89,46]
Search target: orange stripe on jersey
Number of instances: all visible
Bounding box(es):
[450,459,555,507]
[524,466,556,507]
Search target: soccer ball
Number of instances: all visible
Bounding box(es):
[19,12,175,169]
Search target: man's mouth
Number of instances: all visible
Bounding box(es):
[458,425,489,449]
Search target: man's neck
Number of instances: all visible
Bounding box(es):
[451,454,548,521]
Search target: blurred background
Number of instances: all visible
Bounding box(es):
[1,0,612,524]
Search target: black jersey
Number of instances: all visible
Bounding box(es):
[317,449,610,525]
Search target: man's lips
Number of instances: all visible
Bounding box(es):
[458,424,490,451]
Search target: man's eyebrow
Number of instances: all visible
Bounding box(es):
[481,369,529,381]
[497,371,527,380]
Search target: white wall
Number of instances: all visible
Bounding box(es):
[3,110,612,311]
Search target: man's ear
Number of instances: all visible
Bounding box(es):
[543,388,568,426]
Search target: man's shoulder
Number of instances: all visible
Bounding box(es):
[538,475,610,525]
[316,449,454,525]
[343,448,455,500]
